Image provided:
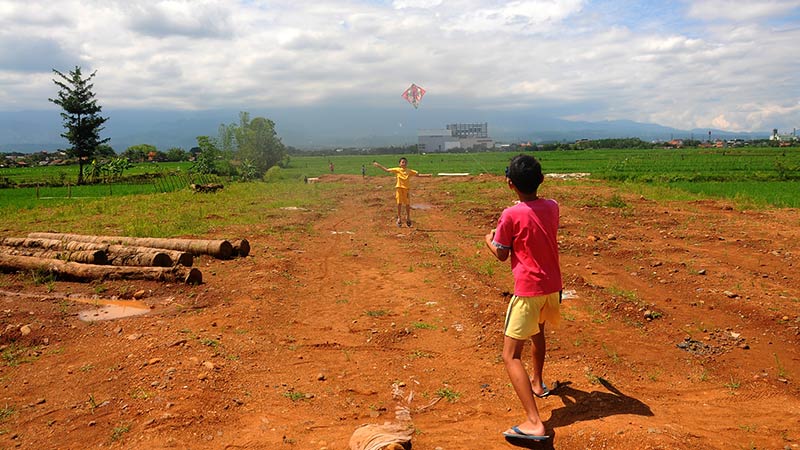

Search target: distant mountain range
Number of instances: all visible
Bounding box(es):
[0,107,770,153]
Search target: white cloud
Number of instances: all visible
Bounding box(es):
[441,0,586,32]
[393,0,443,8]
[125,1,235,38]
[686,0,800,21]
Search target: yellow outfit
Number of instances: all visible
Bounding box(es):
[388,167,418,205]
[503,292,561,340]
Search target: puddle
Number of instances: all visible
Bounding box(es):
[75,298,150,322]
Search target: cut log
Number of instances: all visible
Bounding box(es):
[0,246,107,265]
[0,237,67,250]
[1,237,193,267]
[105,245,192,267]
[106,247,172,267]
[0,254,202,284]
[27,233,233,259]
[231,239,250,257]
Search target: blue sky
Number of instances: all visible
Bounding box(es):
[1,0,798,133]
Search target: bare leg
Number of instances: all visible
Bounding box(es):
[405,204,412,225]
[396,204,402,224]
[502,336,546,436]
[529,323,547,396]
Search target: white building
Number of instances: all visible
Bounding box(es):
[418,129,460,153]
[769,128,798,142]
[419,123,494,152]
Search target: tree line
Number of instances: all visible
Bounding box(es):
[45,66,287,185]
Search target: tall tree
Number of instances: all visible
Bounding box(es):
[49,66,110,184]
[191,136,222,175]
[233,112,286,177]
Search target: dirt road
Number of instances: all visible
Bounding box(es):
[1,174,798,449]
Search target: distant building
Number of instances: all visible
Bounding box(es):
[418,129,460,153]
[446,123,488,138]
[419,122,494,152]
[769,128,798,142]
[666,139,683,148]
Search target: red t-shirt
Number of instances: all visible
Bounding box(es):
[492,199,562,296]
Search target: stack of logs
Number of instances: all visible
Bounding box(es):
[0,232,250,285]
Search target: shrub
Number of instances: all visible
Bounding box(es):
[263,166,284,183]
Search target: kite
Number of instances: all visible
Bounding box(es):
[402,83,426,109]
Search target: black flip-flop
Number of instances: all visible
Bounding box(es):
[534,381,559,398]
[503,426,550,441]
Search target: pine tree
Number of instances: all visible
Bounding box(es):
[49,66,110,185]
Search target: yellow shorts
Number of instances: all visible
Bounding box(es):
[395,188,410,205]
[504,292,561,340]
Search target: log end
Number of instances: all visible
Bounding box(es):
[177,253,193,267]
[152,252,173,267]
[218,241,234,260]
[232,239,250,257]
[92,250,109,265]
[184,268,203,285]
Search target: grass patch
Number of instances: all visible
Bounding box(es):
[129,387,152,400]
[647,369,662,382]
[0,178,327,236]
[283,390,308,402]
[435,386,462,402]
[607,286,645,307]
[29,268,56,286]
[605,194,628,208]
[200,338,219,348]
[724,377,741,390]
[601,343,620,364]
[409,350,434,359]
[1,343,41,367]
[412,321,437,330]
[110,423,131,442]
[774,353,789,379]
[585,370,602,385]
[0,404,15,422]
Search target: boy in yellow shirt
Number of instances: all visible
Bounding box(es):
[373,157,429,227]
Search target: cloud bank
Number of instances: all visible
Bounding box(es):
[0,0,798,132]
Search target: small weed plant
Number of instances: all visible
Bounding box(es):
[0,404,15,422]
[283,390,307,402]
[110,423,131,442]
[436,387,462,402]
[724,377,741,390]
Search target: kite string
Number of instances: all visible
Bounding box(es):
[465,150,492,175]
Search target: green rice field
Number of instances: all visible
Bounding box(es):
[2,147,798,211]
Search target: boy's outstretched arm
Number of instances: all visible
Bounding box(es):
[372,161,391,173]
[484,229,510,261]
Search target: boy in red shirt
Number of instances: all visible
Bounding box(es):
[484,154,562,442]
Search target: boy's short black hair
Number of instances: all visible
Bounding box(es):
[399,157,408,163]
[507,154,543,194]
